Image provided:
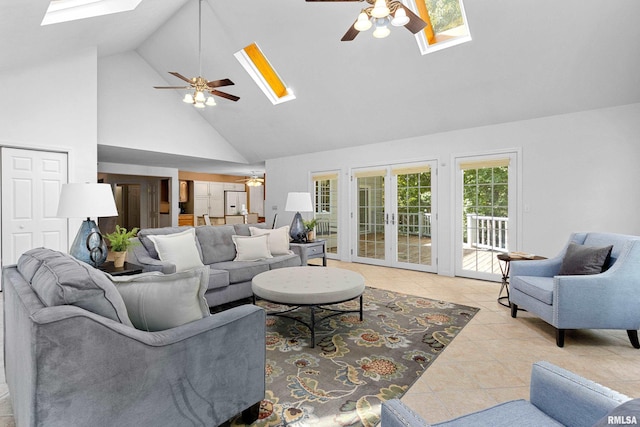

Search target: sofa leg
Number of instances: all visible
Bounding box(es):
[627,330,640,349]
[510,303,518,318]
[556,329,565,347]
[242,401,262,424]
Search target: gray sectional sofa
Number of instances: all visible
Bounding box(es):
[128,223,302,307]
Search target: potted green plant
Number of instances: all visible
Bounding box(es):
[303,218,318,242]
[104,225,139,268]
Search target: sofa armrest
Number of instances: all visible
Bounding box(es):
[128,240,177,274]
[510,256,562,278]
[530,361,629,426]
[27,304,266,426]
[381,399,430,427]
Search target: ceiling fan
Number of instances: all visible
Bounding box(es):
[154,0,239,108]
[306,0,427,41]
[236,172,265,187]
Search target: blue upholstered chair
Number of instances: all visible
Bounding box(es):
[381,361,631,427]
[509,232,640,348]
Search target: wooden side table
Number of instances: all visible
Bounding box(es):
[99,261,143,277]
[496,253,546,307]
[289,240,327,266]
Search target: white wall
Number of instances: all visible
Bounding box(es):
[266,103,640,276]
[97,51,247,164]
[0,48,99,246]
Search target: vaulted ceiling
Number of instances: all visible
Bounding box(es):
[2,0,640,175]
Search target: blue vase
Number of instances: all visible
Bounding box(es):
[69,219,108,267]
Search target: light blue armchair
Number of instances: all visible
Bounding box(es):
[509,232,640,348]
[381,361,631,427]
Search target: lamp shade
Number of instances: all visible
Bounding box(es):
[57,183,118,218]
[285,192,313,212]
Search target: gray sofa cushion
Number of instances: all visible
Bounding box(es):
[196,225,237,264]
[233,222,269,236]
[212,260,269,284]
[207,267,230,290]
[265,253,303,270]
[17,248,133,326]
[138,226,196,260]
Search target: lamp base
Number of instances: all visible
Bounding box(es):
[289,212,307,243]
[69,219,108,267]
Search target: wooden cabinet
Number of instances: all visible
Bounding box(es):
[178,214,194,226]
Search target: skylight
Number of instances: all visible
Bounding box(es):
[406,0,472,55]
[41,0,142,26]
[235,43,296,106]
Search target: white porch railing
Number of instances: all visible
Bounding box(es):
[465,214,508,251]
[397,212,432,237]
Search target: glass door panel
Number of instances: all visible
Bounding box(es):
[353,169,387,265]
[312,172,339,257]
[392,163,436,272]
[455,154,516,281]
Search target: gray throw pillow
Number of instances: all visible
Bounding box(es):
[558,242,613,275]
[17,248,133,326]
[592,398,640,427]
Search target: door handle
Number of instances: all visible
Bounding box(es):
[385,213,388,224]
[391,213,395,225]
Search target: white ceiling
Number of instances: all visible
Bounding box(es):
[2,0,640,174]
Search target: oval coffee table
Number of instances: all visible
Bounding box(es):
[252,266,365,348]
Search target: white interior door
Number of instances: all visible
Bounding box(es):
[1,147,68,270]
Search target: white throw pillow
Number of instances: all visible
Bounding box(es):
[250,225,292,256]
[148,228,204,272]
[111,267,210,332]
[232,234,273,261]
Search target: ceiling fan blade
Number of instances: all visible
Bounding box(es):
[168,72,194,84]
[154,86,191,89]
[341,21,360,41]
[210,90,240,102]
[402,6,427,34]
[207,78,234,88]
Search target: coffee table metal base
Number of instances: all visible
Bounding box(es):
[253,294,363,348]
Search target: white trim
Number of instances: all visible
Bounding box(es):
[234,49,296,106]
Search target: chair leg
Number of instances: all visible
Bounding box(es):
[510,303,518,318]
[242,401,262,424]
[556,329,565,347]
[627,330,640,349]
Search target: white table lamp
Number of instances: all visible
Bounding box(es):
[57,183,118,267]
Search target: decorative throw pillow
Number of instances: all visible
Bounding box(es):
[250,225,291,255]
[147,228,204,272]
[112,267,210,332]
[593,398,640,427]
[558,242,613,275]
[16,248,133,327]
[232,234,273,261]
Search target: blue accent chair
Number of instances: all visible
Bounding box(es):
[509,232,640,348]
[381,361,630,427]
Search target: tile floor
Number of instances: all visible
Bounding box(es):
[1,260,638,426]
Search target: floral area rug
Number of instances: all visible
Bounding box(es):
[231,286,479,427]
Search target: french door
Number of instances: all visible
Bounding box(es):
[454,152,518,281]
[351,162,437,272]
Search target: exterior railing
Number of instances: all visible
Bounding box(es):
[465,214,508,251]
[397,212,432,237]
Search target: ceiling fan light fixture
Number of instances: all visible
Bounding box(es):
[391,7,409,26]
[373,17,391,38]
[354,12,372,31]
[182,93,194,103]
[205,96,216,106]
[194,91,206,103]
[371,0,390,19]
[193,102,205,109]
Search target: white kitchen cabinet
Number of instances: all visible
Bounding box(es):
[194,181,225,218]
